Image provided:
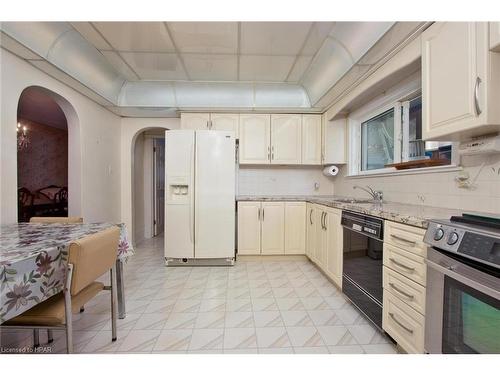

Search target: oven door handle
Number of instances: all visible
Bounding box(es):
[425,259,500,299]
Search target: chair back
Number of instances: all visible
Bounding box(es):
[68,227,120,295]
[30,217,83,224]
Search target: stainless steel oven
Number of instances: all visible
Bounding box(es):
[341,211,384,329]
[424,217,500,354]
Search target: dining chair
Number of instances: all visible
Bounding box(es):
[29,217,83,224]
[2,227,120,353]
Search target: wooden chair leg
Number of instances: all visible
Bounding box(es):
[80,306,85,313]
[110,265,118,341]
[47,329,54,343]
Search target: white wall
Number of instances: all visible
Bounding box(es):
[120,117,180,243]
[0,49,122,224]
[238,165,335,196]
[133,133,145,241]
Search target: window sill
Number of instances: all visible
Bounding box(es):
[346,164,462,179]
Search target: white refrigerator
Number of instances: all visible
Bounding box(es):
[164,130,235,263]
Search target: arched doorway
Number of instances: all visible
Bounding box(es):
[16,86,81,222]
[132,127,168,245]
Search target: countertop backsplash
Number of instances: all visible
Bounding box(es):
[238,165,335,196]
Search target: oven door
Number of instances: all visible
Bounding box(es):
[425,248,500,354]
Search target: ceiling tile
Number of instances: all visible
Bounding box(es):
[301,22,334,56]
[240,22,312,56]
[182,53,237,81]
[101,51,139,80]
[70,22,111,50]
[239,55,296,82]
[93,22,175,52]
[121,52,187,80]
[286,55,313,83]
[167,22,238,54]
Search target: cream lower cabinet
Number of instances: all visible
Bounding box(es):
[382,221,427,353]
[284,202,306,254]
[237,202,262,255]
[261,202,285,254]
[306,203,318,260]
[238,201,291,255]
[422,22,500,140]
[324,208,343,288]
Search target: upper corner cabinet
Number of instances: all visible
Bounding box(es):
[491,22,500,52]
[239,114,271,164]
[181,113,211,130]
[181,113,239,137]
[421,22,500,141]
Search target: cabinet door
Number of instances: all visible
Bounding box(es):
[284,202,306,255]
[301,115,322,165]
[422,22,487,140]
[271,114,302,164]
[211,113,239,138]
[490,22,500,52]
[237,202,262,255]
[322,115,346,164]
[325,208,343,288]
[315,209,327,270]
[261,202,285,255]
[306,204,317,260]
[239,114,271,164]
[181,113,210,130]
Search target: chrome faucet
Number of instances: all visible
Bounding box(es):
[353,185,383,203]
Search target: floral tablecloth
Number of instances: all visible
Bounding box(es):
[0,222,134,323]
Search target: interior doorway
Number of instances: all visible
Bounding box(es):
[16,87,69,222]
[132,128,167,245]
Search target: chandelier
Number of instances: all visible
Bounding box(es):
[17,122,29,150]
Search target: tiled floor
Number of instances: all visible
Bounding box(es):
[0,236,397,354]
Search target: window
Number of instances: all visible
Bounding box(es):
[350,90,456,176]
[361,108,395,171]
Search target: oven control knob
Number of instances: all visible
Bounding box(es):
[447,232,459,245]
[433,228,445,241]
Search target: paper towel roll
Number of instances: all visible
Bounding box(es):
[322,165,339,177]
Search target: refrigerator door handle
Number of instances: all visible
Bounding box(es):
[258,207,261,221]
[194,137,199,245]
[189,140,194,244]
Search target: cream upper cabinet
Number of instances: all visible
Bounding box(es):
[270,114,302,164]
[180,113,210,130]
[239,114,271,164]
[306,204,318,261]
[324,208,343,288]
[422,22,500,141]
[261,202,285,255]
[211,113,239,138]
[301,115,322,165]
[237,202,262,255]
[322,115,347,164]
[284,202,306,255]
[490,22,500,52]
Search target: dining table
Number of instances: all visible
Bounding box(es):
[0,222,134,324]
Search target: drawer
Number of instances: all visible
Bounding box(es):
[383,290,425,354]
[385,221,427,257]
[383,266,426,315]
[383,243,426,286]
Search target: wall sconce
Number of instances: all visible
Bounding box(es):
[17,122,29,150]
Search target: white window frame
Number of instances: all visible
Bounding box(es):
[348,73,459,177]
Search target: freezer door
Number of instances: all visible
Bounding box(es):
[195,131,236,259]
[165,130,195,259]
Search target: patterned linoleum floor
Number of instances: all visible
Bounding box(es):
[0,236,396,354]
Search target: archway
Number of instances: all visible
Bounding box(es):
[131,127,168,246]
[16,86,81,221]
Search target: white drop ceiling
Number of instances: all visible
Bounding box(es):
[71,22,333,84]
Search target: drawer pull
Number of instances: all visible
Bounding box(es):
[389,258,415,271]
[389,282,415,300]
[389,312,414,334]
[390,234,416,245]
[310,209,313,225]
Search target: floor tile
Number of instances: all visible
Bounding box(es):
[199,299,226,312]
[347,325,389,345]
[256,327,291,348]
[252,298,278,312]
[223,328,257,349]
[328,345,365,354]
[195,311,226,328]
[316,326,357,346]
[189,329,224,350]
[362,344,398,354]
[225,311,254,328]
[253,311,284,327]
[293,346,329,354]
[286,326,324,347]
[133,313,168,330]
[308,310,342,326]
[226,298,253,312]
[163,313,198,329]
[281,310,314,327]
[259,347,294,354]
[153,329,192,351]
[276,298,305,311]
[117,330,160,352]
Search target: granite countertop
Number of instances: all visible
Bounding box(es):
[236,195,465,229]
